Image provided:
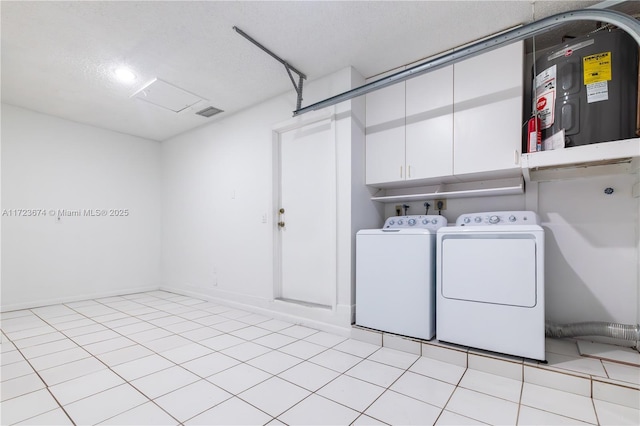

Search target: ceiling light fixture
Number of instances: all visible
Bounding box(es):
[113,66,136,83]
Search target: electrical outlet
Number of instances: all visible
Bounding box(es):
[435,199,447,211]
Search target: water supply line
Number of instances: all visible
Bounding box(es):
[545,321,640,349]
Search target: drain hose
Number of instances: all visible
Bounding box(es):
[545,321,640,342]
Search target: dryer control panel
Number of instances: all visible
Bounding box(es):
[456,211,540,226]
[384,215,447,229]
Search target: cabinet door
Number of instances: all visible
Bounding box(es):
[365,127,406,184]
[453,42,523,175]
[405,66,454,180]
[365,67,406,185]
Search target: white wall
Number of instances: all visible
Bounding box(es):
[161,67,375,330]
[160,96,284,302]
[538,174,639,325]
[1,104,162,311]
[330,70,386,323]
[349,72,385,315]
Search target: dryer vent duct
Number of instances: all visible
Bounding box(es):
[196,106,224,118]
[545,321,640,343]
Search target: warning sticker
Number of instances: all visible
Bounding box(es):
[583,51,612,85]
[536,90,555,129]
[535,64,556,90]
[586,81,609,103]
[535,65,556,129]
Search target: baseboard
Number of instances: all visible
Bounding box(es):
[0,285,160,313]
[160,285,352,337]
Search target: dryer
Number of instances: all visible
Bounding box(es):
[356,215,447,340]
[436,211,545,360]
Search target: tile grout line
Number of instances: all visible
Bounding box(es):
[5,291,639,425]
[290,344,436,424]
[20,296,246,422]
[432,357,471,425]
[514,370,525,425]
[5,316,483,426]
[14,306,182,426]
[218,336,368,423]
[178,324,340,424]
[91,300,328,424]
[273,346,374,424]
[1,333,77,425]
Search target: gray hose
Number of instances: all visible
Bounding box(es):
[545,321,640,342]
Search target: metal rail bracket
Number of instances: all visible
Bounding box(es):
[233,26,306,110]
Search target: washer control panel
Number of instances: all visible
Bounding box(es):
[384,215,448,229]
[456,211,540,226]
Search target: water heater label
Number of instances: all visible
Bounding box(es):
[535,65,556,129]
[583,51,612,85]
[586,81,609,103]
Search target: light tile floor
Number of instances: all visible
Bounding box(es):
[1,290,638,425]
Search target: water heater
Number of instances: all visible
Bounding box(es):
[533,30,638,148]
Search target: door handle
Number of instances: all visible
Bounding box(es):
[278,207,285,228]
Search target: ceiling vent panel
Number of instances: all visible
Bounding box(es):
[132,78,205,113]
[196,106,224,118]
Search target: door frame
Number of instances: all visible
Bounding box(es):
[271,108,338,309]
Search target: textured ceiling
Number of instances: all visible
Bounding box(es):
[2,1,634,141]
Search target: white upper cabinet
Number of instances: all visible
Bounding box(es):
[365,41,524,186]
[405,66,454,180]
[365,65,454,185]
[365,127,406,184]
[453,42,524,176]
[365,67,406,185]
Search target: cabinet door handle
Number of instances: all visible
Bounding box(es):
[514,150,520,165]
[408,165,412,178]
[400,166,403,179]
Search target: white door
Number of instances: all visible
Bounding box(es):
[276,117,336,307]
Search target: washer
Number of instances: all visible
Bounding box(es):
[436,211,545,360]
[356,215,447,340]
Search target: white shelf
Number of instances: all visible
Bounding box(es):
[369,139,639,203]
[522,138,640,182]
[370,177,524,203]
